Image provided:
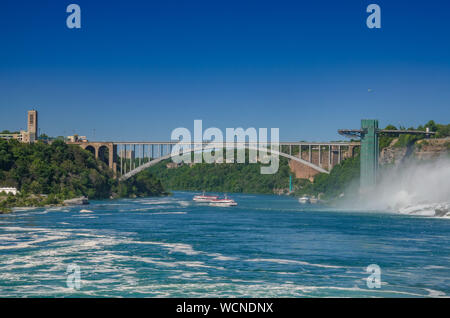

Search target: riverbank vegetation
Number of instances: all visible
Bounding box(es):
[379,120,450,149]
[0,139,167,212]
[116,169,167,198]
[148,154,361,202]
[148,155,293,194]
[293,155,360,201]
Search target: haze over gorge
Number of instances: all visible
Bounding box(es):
[343,157,450,218]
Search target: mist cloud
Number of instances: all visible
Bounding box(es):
[340,156,450,217]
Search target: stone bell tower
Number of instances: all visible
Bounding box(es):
[27,110,38,142]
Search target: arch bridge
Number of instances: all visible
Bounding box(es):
[68,119,436,190]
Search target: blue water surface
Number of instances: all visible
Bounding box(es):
[0,191,449,297]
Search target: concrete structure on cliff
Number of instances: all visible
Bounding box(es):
[339,119,435,192]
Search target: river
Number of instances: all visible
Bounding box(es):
[0,191,449,297]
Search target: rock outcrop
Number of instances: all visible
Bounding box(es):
[379,138,450,165]
[63,196,89,205]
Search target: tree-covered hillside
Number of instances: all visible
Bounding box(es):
[0,139,115,199]
[293,155,360,200]
[379,120,450,149]
[148,156,293,194]
[116,169,166,198]
[0,139,166,211]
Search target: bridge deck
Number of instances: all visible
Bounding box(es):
[95,141,359,146]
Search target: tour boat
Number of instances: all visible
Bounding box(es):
[209,195,237,207]
[298,196,311,204]
[193,192,219,202]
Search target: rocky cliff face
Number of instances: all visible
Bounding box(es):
[289,160,321,181]
[379,138,450,165]
[414,138,450,160]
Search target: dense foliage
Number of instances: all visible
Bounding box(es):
[0,130,20,134]
[0,139,116,199]
[148,155,293,194]
[147,151,361,201]
[117,169,167,198]
[379,120,450,149]
[294,155,360,200]
[0,139,166,212]
[420,120,450,138]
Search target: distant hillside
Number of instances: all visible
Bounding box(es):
[148,155,293,195]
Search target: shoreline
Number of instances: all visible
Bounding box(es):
[0,193,171,214]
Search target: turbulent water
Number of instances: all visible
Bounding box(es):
[0,191,449,297]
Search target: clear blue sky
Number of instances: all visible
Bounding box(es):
[0,0,449,141]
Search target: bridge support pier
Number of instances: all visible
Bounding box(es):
[328,145,331,168]
[338,145,341,164]
[69,142,117,176]
[318,146,321,167]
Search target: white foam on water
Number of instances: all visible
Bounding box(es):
[423,265,448,270]
[246,258,344,269]
[174,261,225,270]
[119,207,154,212]
[178,201,190,207]
[100,281,436,298]
[151,212,187,215]
[425,288,446,297]
[2,212,445,298]
[0,233,69,250]
[11,207,39,212]
[119,205,172,211]
[168,272,209,280]
[134,240,237,263]
[137,241,200,255]
[209,254,238,261]
[140,199,174,205]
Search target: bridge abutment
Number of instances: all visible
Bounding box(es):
[68,142,116,175]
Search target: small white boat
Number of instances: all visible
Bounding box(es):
[298,196,310,204]
[209,195,237,207]
[193,191,218,203]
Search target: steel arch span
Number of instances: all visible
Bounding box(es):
[118,143,330,181]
